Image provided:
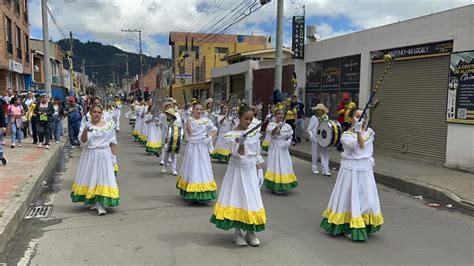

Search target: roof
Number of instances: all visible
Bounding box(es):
[169,31,266,46]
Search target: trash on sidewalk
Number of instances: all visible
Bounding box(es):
[427,203,441,207]
[413,195,423,199]
[445,204,453,208]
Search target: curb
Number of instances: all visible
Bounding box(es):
[289,148,474,216]
[0,143,64,253]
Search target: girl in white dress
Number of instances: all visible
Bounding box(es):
[211,104,233,162]
[210,105,265,247]
[145,105,162,156]
[320,108,384,241]
[307,103,331,176]
[139,99,152,145]
[176,102,217,202]
[264,105,298,193]
[70,104,119,215]
[133,99,145,142]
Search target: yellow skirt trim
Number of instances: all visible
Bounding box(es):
[71,183,120,199]
[212,147,231,156]
[213,203,266,225]
[146,141,162,148]
[113,164,119,172]
[322,209,384,228]
[176,176,217,192]
[262,140,270,147]
[264,170,297,184]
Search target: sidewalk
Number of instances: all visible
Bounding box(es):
[289,143,474,215]
[0,140,63,252]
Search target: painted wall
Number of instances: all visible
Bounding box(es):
[296,5,474,170]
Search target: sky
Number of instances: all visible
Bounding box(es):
[29,0,473,58]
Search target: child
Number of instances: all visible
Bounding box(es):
[162,108,182,175]
[307,103,331,176]
[145,105,162,156]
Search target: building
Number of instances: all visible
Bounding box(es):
[168,31,268,102]
[0,0,31,94]
[294,5,473,171]
[30,39,66,90]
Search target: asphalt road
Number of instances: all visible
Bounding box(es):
[1,115,473,265]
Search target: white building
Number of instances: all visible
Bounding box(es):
[293,5,473,171]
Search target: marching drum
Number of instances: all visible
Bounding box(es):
[317,120,342,147]
[165,125,184,154]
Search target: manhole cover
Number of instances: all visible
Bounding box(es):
[25,205,53,219]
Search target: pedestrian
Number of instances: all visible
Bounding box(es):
[293,95,305,143]
[8,97,25,148]
[320,108,384,241]
[307,103,331,176]
[51,96,64,144]
[70,104,119,215]
[211,103,233,162]
[0,97,7,146]
[144,104,161,156]
[176,102,217,203]
[210,105,265,246]
[65,96,83,148]
[161,107,181,175]
[34,94,54,149]
[29,96,39,144]
[263,103,298,194]
[23,91,35,137]
[0,103,7,165]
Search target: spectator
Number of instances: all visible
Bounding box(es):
[65,96,83,148]
[8,97,24,148]
[0,97,7,145]
[29,96,39,144]
[34,94,54,149]
[51,96,64,144]
[0,99,7,165]
[3,88,14,106]
[291,95,305,143]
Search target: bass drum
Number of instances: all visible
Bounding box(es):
[317,120,342,147]
[165,125,184,154]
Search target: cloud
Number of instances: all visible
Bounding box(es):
[29,0,473,58]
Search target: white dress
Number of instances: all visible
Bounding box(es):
[321,128,384,241]
[145,113,162,155]
[70,120,119,207]
[307,114,330,174]
[176,117,217,202]
[211,114,233,162]
[139,106,149,144]
[264,122,298,192]
[211,129,266,232]
[133,105,144,141]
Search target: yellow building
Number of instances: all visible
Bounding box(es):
[168,31,268,102]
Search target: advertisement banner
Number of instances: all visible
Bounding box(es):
[322,58,340,90]
[446,50,474,124]
[340,55,361,89]
[371,41,453,61]
[292,16,305,59]
[305,61,322,91]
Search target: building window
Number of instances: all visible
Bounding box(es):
[5,16,13,55]
[195,67,200,82]
[192,46,199,59]
[215,47,228,54]
[24,0,28,22]
[178,45,187,55]
[25,34,29,63]
[14,0,20,14]
[16,26,22,60]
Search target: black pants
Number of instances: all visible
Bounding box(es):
[38,121,51,145]
[31,119,38,144]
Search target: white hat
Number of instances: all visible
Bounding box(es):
[311,103,329,113]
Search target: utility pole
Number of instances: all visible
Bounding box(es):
[116,53,129,94]
[121,29,143,97]
[41,0,52,96]
[274,0,284,93]
[69,31,75,96]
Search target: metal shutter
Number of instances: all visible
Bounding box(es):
[371,56,449,162]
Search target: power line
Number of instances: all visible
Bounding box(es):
[47,2,68,39]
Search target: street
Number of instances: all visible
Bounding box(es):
[0,115,472,265]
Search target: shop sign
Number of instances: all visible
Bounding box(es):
[8,59,23,74]
[446,50,474,124]
[371,41,453,61]
[292,16,305,59]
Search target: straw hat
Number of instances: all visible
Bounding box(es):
[162,101,173,110]
[164,108,177,118]
[204,98,213,107]
[311,103,329,113]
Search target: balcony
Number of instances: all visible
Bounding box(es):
[6,42,13,55]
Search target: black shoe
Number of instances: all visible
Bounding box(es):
[1,156,7,165]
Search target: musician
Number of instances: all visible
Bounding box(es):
[159,101,174,165]
[320,108,384,241]
[307,103,331,176]
[176,102,218,203]
[264,103,298,194]
[211,103,233,162]
[210,105,265,247]
[124,103,137,133]
[161,107,181,175]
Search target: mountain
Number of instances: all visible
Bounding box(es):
[57,39,171,86]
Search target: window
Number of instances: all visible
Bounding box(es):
[14,0,20,14]
[215,47,228,54]
[24,0,28,22]
[5,16,13,55]
[16,26,22,59]
[192,46,199,59]
[25,34,29,63]
[178,45,187,55]
[195,67,200,82]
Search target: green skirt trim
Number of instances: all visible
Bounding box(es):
[70,193,120,207]
[133,135,140,142]
[210,215,265,232]
[211,153,230,162]
[261,146,268,152]
[178,189,217,202]
[146,146,161,155]
[320,218,381,241]
[264,180,298,192]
